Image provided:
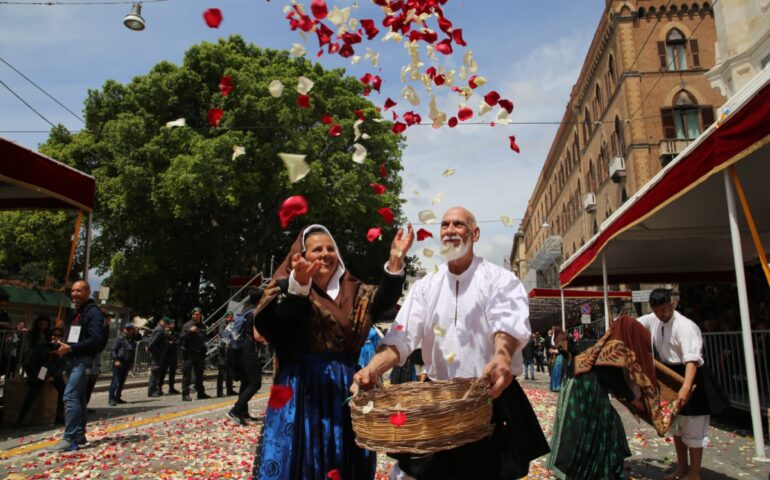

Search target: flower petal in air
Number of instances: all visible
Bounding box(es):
[268,80,285,97]
[218,76,234,96]
[297,76,315,95]
[290,43,307,57]
[327,6,350,27]
[418,210,436,224]
[509,135,521,153]
[433,324,446,337]
[496,108,512,125]
[310,0,328,20]
[328,124,342,137]
[442,168,455,177]
[423,248,434,258]
[379,163,387,178]
[378,207,395,225]
[402,86,420,106]
[370,183,386,195]
[203,8,223,28]
[322,114,334,125]
[448,116,458,128]
[416,228,433,241]
[478,100,492,116]
[353,119,364,141]
[278,153,310,183]
[431,193,443,205]
[371,75,382,92]
[268,384,294,408]
[445,352,457,364]
[383,98,397,111]
[232,146,245,160]
[165,118,186,128]
[452,29,467,46]
[207,108,224,127]
[297,94,311,109]
[500,215,514,227]
[457,106,473,122]
[366,227,383,242]
[391,122,407,134]
[435,39,453,55]
[352,143,367,164]
[278,196,309,229]
[498,99,514,113]
[484,91,501,106]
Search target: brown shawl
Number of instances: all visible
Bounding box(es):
[256,225,378,353]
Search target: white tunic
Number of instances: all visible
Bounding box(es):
[380,255,531,379]
[637,311,704,366]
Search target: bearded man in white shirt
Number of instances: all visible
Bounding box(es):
[637,288,728,480]
[353,207,550,480]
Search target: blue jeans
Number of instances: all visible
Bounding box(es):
[524,360,535,379]
[109,362,130,402]
[63,355,93,442]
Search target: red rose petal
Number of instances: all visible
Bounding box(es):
[425,66,437,79]
[267,384,295,408]
[395,325,404,331]
[416,228,433,241]
[389,411,407,427]
[338,43,355,58]
[360,73,372,85]
[367,227,383,242]
[327,470,342,480]
[203,8,223,28]
[328,124,342,137]
[437,16,452,34]
[383,98,397,111]
[509,135,521,153]
[391,122,407,134]
[457,106,473,122]
[448,116,458,128]
[433,74,446,86]
[403,111,421,126]
[207,108,224,127]
[278,196,308,229]
[378,207,395,224]
[435,39,453,55]
[328,42,340,55]
[498,99,514,114]
[342,31,362,45]
[421,29,438,44]
[370,183,387,195]
[316,22,334,46]
[360,19,380,40]
[310,0,328,20]
[452,28,467,47]
[371,75,382,93]
[353,109,365,121]
[322,113,334,125]
[297,94,311,109]
[484,91,501,107]
[218,76,234,97]
[468,75,480,89]
[379,163,387,178]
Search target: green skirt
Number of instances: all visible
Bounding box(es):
[547,370,630,480]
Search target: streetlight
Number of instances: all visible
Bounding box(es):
[124,3,145,31]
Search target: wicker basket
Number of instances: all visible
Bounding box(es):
[350,378,494,455]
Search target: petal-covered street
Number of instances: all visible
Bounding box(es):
[1,375,767,479]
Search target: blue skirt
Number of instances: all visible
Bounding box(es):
[254,353,376,480]
[550,355,564,392]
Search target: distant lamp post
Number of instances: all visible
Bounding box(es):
[124,3,145,31]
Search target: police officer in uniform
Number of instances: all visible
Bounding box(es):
[147,316,170,397]
[180,307,210,401]
[162,318,180,394]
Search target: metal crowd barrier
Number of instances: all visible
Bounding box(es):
[703,330,770,412]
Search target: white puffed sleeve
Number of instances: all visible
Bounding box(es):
[379,280,425,367]
[486,271,531,354]
[680,320,705,367]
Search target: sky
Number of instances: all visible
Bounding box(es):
[0,0,606,281]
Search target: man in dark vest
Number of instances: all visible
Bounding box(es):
[179,307,210,401]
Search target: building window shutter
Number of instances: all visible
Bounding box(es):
[661,108,676,138]
[657,42,668,70]
[701,106,715,129]
[690,39,701,67]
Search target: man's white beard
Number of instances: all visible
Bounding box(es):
[440,235,471,261]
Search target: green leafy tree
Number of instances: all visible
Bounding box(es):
[40,36,407,318]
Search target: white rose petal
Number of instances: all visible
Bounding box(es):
[296,76,314,95]
[431,193,443,205]
[445,352,456,364]
[232,146,246,160]
[290,43,306,57]
[165,118,186,128]
[362,401,374,414]
[418,209,436,224]
[423,248,434,258]
[352,143,367,164]
[268,80,285,98]
[278,153,310,183]
[433,324,446,337]
[442,168,455,177]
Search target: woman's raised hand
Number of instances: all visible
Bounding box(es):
[388,223,414,272]
[292,252,323,286]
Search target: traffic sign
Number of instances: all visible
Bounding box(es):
[580,303,591,315]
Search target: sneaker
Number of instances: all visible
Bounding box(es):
[47,440,78,453]
[226,411,246,426]
[75,437,90,448]
[109,400,118,406]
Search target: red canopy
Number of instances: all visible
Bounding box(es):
[560,70,770,287]
[0,137,95,212]
[529,288,631,299]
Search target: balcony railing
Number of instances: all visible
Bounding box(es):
[659,138,695,162]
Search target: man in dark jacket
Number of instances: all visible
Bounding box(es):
[48,280,107,452]
[148,317,170,397]
[162,318,180,394]
[108,323,138,406]
[217,312,239,397]
[227,291,265,425]
[179,307,210,401]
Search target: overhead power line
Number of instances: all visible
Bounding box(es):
[0,0,168,5]
[0,79,57,128]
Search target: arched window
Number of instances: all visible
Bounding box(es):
[614,116,625,155]
[587,159,597,193]
[595,84,603,119]
[662,28,688,71]
[600,141,610,182]
[583,107,592,141]
[608,54,617,89]
[661,90,713,140]
[573,131,580,158]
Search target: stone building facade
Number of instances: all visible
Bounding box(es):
[515,0,725,289]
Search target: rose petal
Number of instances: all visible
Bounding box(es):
[416,228,433,241]
[478,100,492,116]
[353,109,365,121]
[468,75,486,89]
[328,124,342,137]
[297,94,311,109]
[353,119,364,141]
[370,183,386,195]
[378,207,395,225]
[352,143,367,164]
[496,108,512,125]
[500,215,514,227]
[435,39,453,55]
[509,135,521,153]
[339,44,355,58]
[445,352,456,364]
[433,324,446,336]
[297,76,315,95]
[457,106,473,122]
[437,16,452,34]
[327,6,350,26]
[322,114,334,125]
[362,401,374,414]
[431,193,443,205]
[484,91,500,107]
[452,29,467,47]
[391,122,407,134]
[447,116,458,128]
[290,43,307,57]
[278,196,308,229]
[360,19,380,39]
[203,8,223,28]
[379,163,387,178]
[389,412,407,428]
[366,227,382,242]
[278,153,310,183]
[207,108,224,127]
[395,324,404,331]
[423,248,434,258]
[401,86,420,106]
[418,210,436,224]
[268,80,285,97]
[383,98,397,111]
[442,168,455,177]
[232,146,245,160]
[310,0,328,20]
[268,384,294,408]
[218,76,234,96]
[165,118,186,128]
